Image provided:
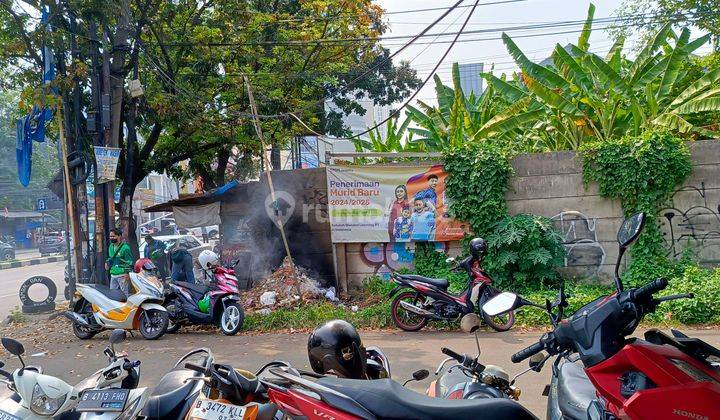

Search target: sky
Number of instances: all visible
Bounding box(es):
[375,0,711,104]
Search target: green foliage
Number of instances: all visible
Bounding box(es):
[649,265,720,325]
[412,243,466,292]
[514,282,614,326]
[443,142,512,237]
[484,214,566,291]
[582,131,692,286]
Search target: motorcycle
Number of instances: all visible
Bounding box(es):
[263,363,535,420]
[0,338,83,419]
[164,260,244,335]
[72,329,149,420]
[141,349,214,419]
[427,314,522,401]
[64,259,169,340]
[387,239,515,332]
[482,212,720,419]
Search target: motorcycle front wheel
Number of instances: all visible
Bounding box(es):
[219,302,244,335]
[391,291,428,332]
[139,309,169,340]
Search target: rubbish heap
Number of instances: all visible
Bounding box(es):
[244,257,338,314]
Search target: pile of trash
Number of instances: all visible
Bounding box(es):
[243,257,338,314]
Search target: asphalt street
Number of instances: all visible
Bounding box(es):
[1,317,719,418]
[0,261,65,318]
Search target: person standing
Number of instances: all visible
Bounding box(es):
[144,234,168,279]
[170,243,195,284]
[106,228,134,297]
[387,185,409,241]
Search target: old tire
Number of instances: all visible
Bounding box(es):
[19,276,57,314]
[139,309,169,340]
[391,291,428,332]
[482,309,516,332]
[219,302,244,336]
[21,302,55,314]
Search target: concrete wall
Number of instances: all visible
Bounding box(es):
[339,140,720,289]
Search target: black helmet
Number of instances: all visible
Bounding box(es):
[469,237,488,260]
[308,320,368,379]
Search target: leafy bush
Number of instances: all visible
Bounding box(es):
[443,142,513,237]
[647,265,720,325]
[484,214,566,291]
[514,282,614,326]
[582,131,692,287]
[413,242,467,292]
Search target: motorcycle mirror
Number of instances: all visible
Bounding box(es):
[445,257,456,265]
[109,329,127,345]
[460,313,482,333]
[1,338,24,357]
[482,292,520,316]
[413,369,429,381]
[617,212,645,248]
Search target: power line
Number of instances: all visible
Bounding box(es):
[385,0,528,15]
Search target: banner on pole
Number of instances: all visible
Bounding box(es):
[94,147,121,183]
[326,164,470,243]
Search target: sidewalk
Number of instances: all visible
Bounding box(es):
[0,248,66,270]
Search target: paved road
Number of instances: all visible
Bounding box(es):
[1,319,718,418]
[0,261,65,318]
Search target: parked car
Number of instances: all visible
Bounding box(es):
[38,232,66,256]
[138,234,213,260]
[0,241,15,261]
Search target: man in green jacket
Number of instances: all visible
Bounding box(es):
[106,228,134,297]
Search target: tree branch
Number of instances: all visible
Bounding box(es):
[0,0,42,66]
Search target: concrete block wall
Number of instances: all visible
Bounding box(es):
[337,140,720,290]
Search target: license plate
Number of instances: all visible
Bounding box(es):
[190,399,247,420]
[0,410,20,420]
[76,389,129,412]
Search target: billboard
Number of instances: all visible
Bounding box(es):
[326,164,470,243]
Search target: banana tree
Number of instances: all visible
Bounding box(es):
[498,3,720,149]
[350,116,422,153]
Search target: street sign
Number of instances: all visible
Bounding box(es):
[36,198,47,212]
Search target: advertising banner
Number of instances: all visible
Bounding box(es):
[94,146,121,183]
[326,164,470,243]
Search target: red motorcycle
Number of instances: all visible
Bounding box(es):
[388,238,515,332]
[483,212,720,419]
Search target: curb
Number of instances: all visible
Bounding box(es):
[0,255,66,270]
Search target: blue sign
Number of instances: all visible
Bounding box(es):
[36,198,47,212]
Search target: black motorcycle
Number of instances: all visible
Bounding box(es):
[388,238,515,332]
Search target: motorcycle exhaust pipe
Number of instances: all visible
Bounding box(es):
[61,311,90,326]
[399,300,435,317]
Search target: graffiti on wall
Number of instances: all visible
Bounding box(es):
[659,182,720,264]
[359,242,449,279]
[551,211,606,276]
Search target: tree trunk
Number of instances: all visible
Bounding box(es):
[109,0,132,148]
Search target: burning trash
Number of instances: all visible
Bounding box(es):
[244,257,339,313]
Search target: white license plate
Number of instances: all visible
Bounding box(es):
[0,411,20,420]
[190,399,246,420]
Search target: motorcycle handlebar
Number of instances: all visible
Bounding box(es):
[123,360,141,371]
[441,347,466,363]
[185,362,207,374]
[511,341,545,363]
[632,278,668,302]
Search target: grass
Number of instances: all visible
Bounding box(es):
[8,306,26,324]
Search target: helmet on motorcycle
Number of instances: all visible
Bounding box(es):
[308,320,368,379]
[198,250,220,271]
[469,237,488,260]
[134,258,156,273]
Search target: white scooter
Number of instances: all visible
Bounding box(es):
[65,259,168,340]
[0,337,86,419]
[73,329,150,420]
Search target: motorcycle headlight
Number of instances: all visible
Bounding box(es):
[30,383,66,415]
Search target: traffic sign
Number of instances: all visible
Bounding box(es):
[36,198,48,212]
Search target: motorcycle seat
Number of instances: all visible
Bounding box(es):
[141,364,206,419]
[175,281,210,295]
[317,377,536,420]
[88,284,126,302]
[557,362,597,420]
[397,274,449,290]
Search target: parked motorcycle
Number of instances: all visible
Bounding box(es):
[72,329,150,419]
[427,314,522,401]
[164,252,244,335]
[388,237,515,332]
[482,212,720,419]
[141,349,214,419]
[0,338,82,419]
[64,259,169,340]
[263,362,535,420]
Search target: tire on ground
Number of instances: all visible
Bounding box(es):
[19,276,57,314]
